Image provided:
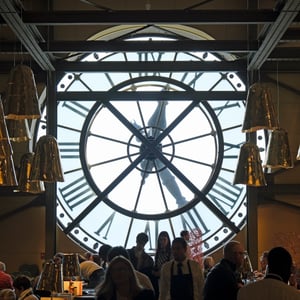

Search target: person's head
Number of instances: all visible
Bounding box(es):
[180,230,190,242]
[13,276,32,298]
[107,246,130,262]
[171,237,187,262]
[97,256,141,298]
[136,232,149,249]
[92,254,101,265]
[98,244,112,262]
[223,240,245,268]
[203,256,215,270]
[0,262,6,272]
[157,231,171,251]
[0,289,16,300]
[266,246,293,283]
[260,251,268,271]
[53,252,64,264]
[84,252,93,260]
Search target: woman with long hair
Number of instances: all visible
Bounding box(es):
[96,256,154,300]
[152,231,172,299]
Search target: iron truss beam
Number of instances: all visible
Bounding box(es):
[54,60,247,72]
[248,0,300,71]
[0,40,258,54]
[0,0,55,71]
[0,9,283,25]
[57,91,247,102]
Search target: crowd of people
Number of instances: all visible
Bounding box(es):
[1,232,300,300]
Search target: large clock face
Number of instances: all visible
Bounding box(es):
[37,25,261,255]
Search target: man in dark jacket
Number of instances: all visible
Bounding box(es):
[203,240,245,300]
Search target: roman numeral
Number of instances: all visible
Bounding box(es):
[208,176,243,215]
[59,142,80,159]
[181,208,210,236]
[58,176,94,210]
[94,212,116,240]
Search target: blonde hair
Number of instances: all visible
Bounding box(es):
[0,289,16,300]
[96,256,143,299]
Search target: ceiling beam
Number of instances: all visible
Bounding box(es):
[0,0,55,71]
[57,91,247,101]
[0,40,258,54]
[248,0,300,71]
[1,9,283,25]
[54,60,247,72]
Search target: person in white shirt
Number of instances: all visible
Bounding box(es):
[238,246,300,300]
[159,237,204,300]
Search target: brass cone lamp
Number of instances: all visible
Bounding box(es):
[0,155,18,186]
[17,153,45,193]
[0,140,13,158]
[6,119,31,142]
[63,253,81,281]
[233,142,266,186]
[263,128,294,169]
[0,99,10,140]
[30,135,64,182]
[242,83,279,132]
[297,145,300,160]
[36,261,64,295]
[4,64,41,120]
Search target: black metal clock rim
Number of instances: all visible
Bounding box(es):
[79,75,224,220]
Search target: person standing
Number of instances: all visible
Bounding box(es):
[203,240,245,300]
[238,246,300,300]
[0,262,13,290]
[180,230,192,259]
[152,231,172,299]
[127,232,154,279]
[159,237,204,300]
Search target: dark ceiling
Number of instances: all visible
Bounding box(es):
[0,0,299,81]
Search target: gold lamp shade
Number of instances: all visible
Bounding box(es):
[17,152,45,193]
[233,142,266,186]
[36,261,64,294]
[30,135,64,182]
[6,119,31,142]
[63,253,81,281]
[0,155,18,186]
[4,64,41,120]
[0,99,10,140]
[242,83,279,132]
[0,140,13,158]
[263,128,294,169]
[297,145,300,160]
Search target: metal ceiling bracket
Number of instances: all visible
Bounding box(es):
[0,0,55,71]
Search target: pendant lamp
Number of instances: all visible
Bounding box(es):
[6,119,31,142]
[0,155,18,186]
[30,135,64,182]
[242,83,279,132]
[62,253,81,281]
[17,152,45,193]
[36,261,64,295]
[4,64,41,120]
[263,128,294,169]
[233,142,266,187]
[0,98,18,186]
